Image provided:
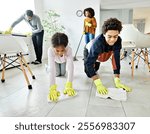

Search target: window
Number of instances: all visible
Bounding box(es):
[0,0,34,33]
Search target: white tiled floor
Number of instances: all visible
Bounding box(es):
[0,57,150,117]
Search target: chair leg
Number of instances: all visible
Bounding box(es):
[147,49,150,64]
[1,54,6,83]
[120,51,124,60]
[120,49,127,60]
[18,54,32,89]
[20,53,36,79]
[135,51,142,69]
[131,49,135,78]
[145,48,150,69]
[142,50,150,72]
[145,48,148,62]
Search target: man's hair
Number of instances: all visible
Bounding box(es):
[51,32,68,48]
[102,18,122,34]
[26,10,33,17]
[83,7,95,18]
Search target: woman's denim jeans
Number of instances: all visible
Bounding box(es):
[85,32,95,44]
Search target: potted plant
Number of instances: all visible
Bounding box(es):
[42,10,65,59]
[42,10,65,41]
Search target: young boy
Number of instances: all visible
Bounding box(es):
[47,33,76,101]
[84,18,132,95]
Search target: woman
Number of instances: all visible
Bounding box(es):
[83,7,97,44]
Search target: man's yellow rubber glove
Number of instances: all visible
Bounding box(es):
[25,32,32,36]
[63,82,76,96]
[48,84,60,101]
[85,22,92,27]
[82,31,85,35]
[3,27,12,34]
[114,77,132,92]
[94,79,108,95]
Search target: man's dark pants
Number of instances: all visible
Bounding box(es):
[32,30,44,62]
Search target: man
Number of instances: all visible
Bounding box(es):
[5,10,44,64]
[84,18,132,95]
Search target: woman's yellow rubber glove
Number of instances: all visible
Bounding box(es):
[82,31,85,35]
[85,22,92,27]
[114,77,132,92]
[94,79,108,95]
[63,82,76,96]
[48,84,60,102]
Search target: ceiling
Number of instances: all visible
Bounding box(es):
[101,0,150,9]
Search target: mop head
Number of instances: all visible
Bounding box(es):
[47,91,77,102]
[96,88,127,101]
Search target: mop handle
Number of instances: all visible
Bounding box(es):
[74,34,84,57]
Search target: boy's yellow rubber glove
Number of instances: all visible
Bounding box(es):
[114,77,132,92]
[63,82,76,96]
[48,84,60,101]
[3,27,13,34]
[94,79,108,95]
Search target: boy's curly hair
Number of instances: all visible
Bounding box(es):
[83,7,95,18]
[102,18,122,34]
[51,32,68,47]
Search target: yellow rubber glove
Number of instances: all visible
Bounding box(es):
[3,27,12,34]
[48,84,60,101]
[63,82,76,96]
[82,31,85,34]
[85,22,92,27]
[94,79,108,95]
[114,77,132,92]
[25,32,32,36]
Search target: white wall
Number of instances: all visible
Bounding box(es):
[101,0,150,9]
[145,19,150,33]
[100,0,150,34]
[0,0,34,33]
[34,0,44,18]
[100,9,133,33]
[133,7,150,33]
[100,9,133,24]
[35,0,100,57]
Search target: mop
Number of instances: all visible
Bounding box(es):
[73,34,84,61]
